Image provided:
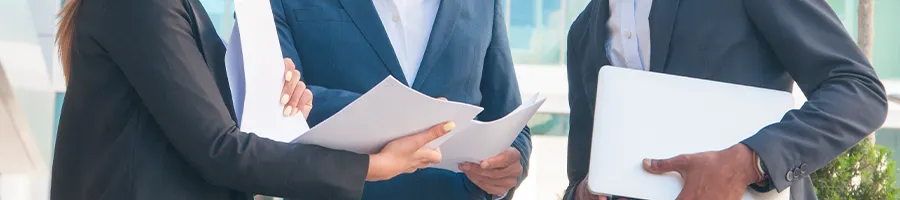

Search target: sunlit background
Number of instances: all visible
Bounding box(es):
[1,0,899,199]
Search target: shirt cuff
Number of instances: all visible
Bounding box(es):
[491,192,508,200]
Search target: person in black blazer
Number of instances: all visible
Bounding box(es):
[50,0,453,199]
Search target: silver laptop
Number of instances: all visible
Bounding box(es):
[588,66,793,200]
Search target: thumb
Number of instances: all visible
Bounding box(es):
[408,122,455,147]
[643,156,687,174]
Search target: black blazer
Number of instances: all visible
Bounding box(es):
[51,0,368,199]
[564,0,888,199]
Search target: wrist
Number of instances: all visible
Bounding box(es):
[575,179,601,200]
[728,144,764,184]
[366,154,386,181]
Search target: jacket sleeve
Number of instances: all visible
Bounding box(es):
[741,0,888,192]
[271,0,362,125]
[478,0,533,198]
[562,0,598,198]
[94,0,368,199]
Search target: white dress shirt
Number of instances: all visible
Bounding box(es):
[607,0,652,70]
[372,0,440,85]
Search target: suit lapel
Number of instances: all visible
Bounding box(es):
[411,0,461,90]
[339,0,408,84]
[648,0,681,73]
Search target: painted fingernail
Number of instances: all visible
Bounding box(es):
[642,159,651,167]
[283,106,292,116]
[280,94,290,105]
[480,161,490,169]
[285,71,293,81]
[443,122,456,132]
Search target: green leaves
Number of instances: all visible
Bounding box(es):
[812,138,900,200]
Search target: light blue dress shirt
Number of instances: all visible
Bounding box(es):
[606,0,652,70]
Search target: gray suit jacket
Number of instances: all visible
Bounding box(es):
[564,0,889,199]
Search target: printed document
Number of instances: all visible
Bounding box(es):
[225,0,310,142]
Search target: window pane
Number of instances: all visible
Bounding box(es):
[509,0,564,65]
[873,0,900,79]
[198,0,234,39]
[527,113,570,136]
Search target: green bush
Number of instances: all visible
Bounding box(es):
[811,138,900,200]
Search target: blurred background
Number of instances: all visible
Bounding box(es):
[1,0,898,199]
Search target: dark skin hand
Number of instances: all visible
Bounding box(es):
[459,147,524,195]
[643,143,764,200]
[576,143,763,200]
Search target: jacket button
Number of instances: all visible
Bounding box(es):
[785,169,795,182]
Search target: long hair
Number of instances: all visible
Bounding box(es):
[56,0,81,83]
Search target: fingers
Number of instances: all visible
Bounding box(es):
[286,80,307,115]
[480,147,520,169]
[643,156,689,174]
[460,162,519,179]
[415,147,442,165]
[281,58,297,105]
[295,89,313,117]
[406,122,456,147]
[282,70,302,116]
[465,171,515,195]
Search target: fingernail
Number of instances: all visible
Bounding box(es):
[285,72,292,80]
[480,161,489,169]
[643,158,651,168]
[443,122,456,132]
[280,94,290,105]
[291,106,298,116]
[283,106,292,116]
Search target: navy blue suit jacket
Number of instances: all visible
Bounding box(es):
[271,0,531,199]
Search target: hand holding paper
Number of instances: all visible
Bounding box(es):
[279,58,312,118]
[367,122,457,181]
[459,147,524,195]
[226,0,311,142]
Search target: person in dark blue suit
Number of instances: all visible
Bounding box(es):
[271,0,531,199]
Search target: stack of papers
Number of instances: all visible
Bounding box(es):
[293,77,545,171]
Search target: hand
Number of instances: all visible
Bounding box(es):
[280,58,313,118]
[574,177,626,200]
[642,143,764,200]
[366,122,457,181]
[459,147,523,195]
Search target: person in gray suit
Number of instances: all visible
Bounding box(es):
[564,0,888,199]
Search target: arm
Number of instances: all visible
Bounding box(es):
[563,1,598,199]
[741,0,888,192]
[271,0,361,125]
[476,0,533,197]
[95,0,367,199]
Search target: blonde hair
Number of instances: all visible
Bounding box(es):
[56,0,81,83]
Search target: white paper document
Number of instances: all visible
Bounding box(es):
[292,77,545,172]
[431,95,546,172]
[294,76,485,154]
[588,67,792,200]
[225,0,310,142]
